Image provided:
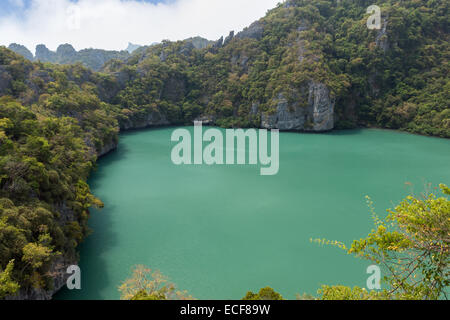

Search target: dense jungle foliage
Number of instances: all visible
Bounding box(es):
[0,0,448,298]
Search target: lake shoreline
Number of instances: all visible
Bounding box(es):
[56,127,450,300]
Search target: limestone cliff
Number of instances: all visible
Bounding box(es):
[119,111,170,131]
[261,82,334,131]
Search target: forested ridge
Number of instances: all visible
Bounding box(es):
[0,0,448,299]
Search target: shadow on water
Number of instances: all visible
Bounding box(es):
[324,128,365,136]
[55,127,172,299]
[54,141,127,299]
[90,145,130,183]
[54,202,119,300]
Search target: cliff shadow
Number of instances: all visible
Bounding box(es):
[54,202,119,300]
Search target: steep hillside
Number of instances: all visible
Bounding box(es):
[108,0,448,136]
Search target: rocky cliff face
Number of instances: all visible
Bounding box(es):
[8,43,34,61]
[120,111,170,131]
[7,257,76,300]
[261,81,334,131]
[35,44,56,62]
[16,44,131,71]
[236,21,264,40]
[376,17,389,52]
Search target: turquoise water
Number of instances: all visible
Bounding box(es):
[56,128,450,300]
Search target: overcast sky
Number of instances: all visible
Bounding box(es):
[0,0,281,53]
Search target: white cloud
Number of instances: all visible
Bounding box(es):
[0,0,281,52]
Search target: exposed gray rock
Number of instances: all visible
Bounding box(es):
[35,44,56,62]
[120,111,170,131]
[8,43,34,61]
[251,103,259,116]
[185,37,213,49]
[212,36,224,49]
[159,50,167,62]
[34,43,130,71]
[6,256,77,300]
[376,17,389,52]
[236,21,264,40]
[223,31,235,46]
[97,140,118,157]
[307,82,334,131]
[126,42,141,53]
[261,93,307,130]
[56,44,77,61]
[261,81,334,131]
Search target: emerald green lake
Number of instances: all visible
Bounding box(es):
[56,128,450,300]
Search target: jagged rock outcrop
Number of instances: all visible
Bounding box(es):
[223,31,235,46]
[185,37,212,49]
[261,82,334,131]
[56,44,77,62]
[8,43,34,61]
[35,44,56,62]
[120,111,170,131]
[212,36,224,50]
[34,44,130,71]
[126,42,141,53]
[236,21,264,40]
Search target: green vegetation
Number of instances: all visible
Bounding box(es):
[310,183,450,300]
[107,0,449,136]
[243,287,284,300]
[0,260,19,298]
[0,0,448,299]
[119,265,193,300]
[0,51,109,296]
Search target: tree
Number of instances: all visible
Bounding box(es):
[318,285,384,300]
[119,265,194,300]
[313,184,450,300]
[0,260,20,298]
[243,287,284,300]
[21,242,53,270]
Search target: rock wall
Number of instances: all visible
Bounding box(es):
[119,111,170,131]
[6,256,76,300]
[261,81,334,131]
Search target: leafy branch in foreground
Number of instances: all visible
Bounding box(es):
[119,265,194,300]
[313,184,449,300]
